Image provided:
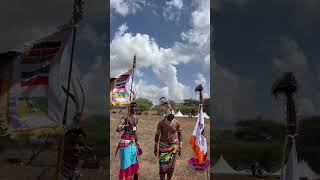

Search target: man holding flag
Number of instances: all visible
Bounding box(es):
[112,55,142,180]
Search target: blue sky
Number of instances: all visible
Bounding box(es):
[110,0,210,104]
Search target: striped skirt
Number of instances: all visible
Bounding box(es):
[118,136,139,180]
[159,142,178,174]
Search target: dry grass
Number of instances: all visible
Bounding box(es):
[0,149,107,180]
[110,114,211,180]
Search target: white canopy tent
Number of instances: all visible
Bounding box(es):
[194,112,210,119]
[211,155,240,175]
[299,160,320,180]
[238,169,251,175]
[203,112,210,119]
[175,111,184,117]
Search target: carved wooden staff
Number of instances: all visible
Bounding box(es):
[159,97,173,115]
[195,84,205,135]
[195,84,204,105]
[195,84,209,179]
[272,72,298,179]
[56,1,84,178]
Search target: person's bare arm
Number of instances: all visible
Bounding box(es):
[134,117,143,155]
[176,120,182,144]
[134,117,139,144]
[176,120,182,156]
[154,121,162,156]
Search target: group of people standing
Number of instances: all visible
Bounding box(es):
[116,101,182,180]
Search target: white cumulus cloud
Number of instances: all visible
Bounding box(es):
[110,0,146,17]
[110,25,193,101]
[166,0,183,9]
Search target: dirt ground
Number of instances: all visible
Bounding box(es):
[110,113,211,180]
[0,149,107,180]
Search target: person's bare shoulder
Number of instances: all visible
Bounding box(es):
[173,118,180,124]
[157,118,166,126]
[173,119,181,128]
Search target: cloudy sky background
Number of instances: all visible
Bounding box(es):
[212,0,320,128]
[4,0,319,128]
[110,0,210,105]
[0,0,107,116]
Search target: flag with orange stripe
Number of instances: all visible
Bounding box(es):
[189,104,207,164]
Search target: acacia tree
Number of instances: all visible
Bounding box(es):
[136,98,153,112]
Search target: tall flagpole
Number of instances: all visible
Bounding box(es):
[63,0,83,125]
[62,27,77,125]
[127,55,136,115]
[55,1,83,179]
[129,55,136,101]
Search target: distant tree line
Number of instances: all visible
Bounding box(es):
[212,116,320,173]
[151,98,210,116]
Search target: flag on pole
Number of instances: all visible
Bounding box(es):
[0,51,21,135]
[282,137,300,180]
[190,104,207,164]
[111,70,133,106]
[0,25,73,136]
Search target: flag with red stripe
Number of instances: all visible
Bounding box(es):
[111,70,133,106]
[6,24,73,133]
[20,65,49,87]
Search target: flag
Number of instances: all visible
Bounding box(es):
[282,138,300,180]
[111,70,133,106]
[0,51,21,135]
[2,25,73,135]
[190,104,207,164]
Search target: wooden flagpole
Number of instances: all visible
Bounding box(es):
[55,1,83,179]
[127,55,136,114]
[129,55,136,102]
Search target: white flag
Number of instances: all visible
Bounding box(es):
[190,105,208,163]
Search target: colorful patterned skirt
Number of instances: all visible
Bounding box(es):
[118,135,139,180]
[159,142,178,174]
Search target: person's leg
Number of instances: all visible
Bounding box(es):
[167,170,174,180]
[167,154,176,180]
[160,173,166,180]
[133,173,139,180]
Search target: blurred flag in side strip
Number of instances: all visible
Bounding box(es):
[0,25,73,136]
[111,69,133,106]
[0,51,21,136]
[190,104,208,164]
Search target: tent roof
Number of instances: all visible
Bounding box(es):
[194,112,210,119]
[299,160,320,179]
[212,155,240,174]
[203,112,210,119]
[175,111,184,117]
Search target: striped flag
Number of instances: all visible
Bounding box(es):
[20,65,49,87]
[4,24,73,134]
[190,104,208,164]
[111,70,133,106]
[21,41,61,60]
